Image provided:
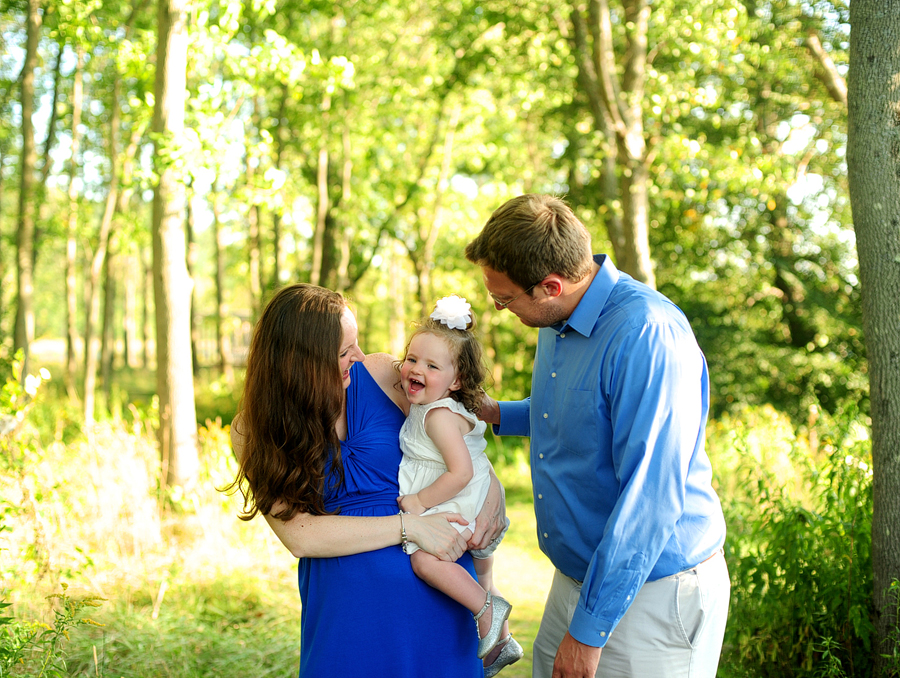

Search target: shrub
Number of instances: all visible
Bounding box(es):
[711,406,874,678]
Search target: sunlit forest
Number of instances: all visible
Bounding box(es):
[2,0,899,676]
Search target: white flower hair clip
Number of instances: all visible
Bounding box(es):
[430,295,472,331]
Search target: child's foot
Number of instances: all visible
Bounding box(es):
[483,634,524,677]
[474,592,512,659]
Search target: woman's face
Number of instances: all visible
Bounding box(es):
[338,308,365,388]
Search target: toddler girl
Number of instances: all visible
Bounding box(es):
[397,295,522,677]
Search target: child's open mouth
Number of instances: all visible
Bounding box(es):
[407,379,424,394]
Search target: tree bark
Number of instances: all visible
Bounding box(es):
[152,0,199,490]
[13,0,42,376]
[568,6,625,262]
[65,45,85,401]
[186,181,199,375]
[270,86,288,292]
[83,74,121,427]
[123,252,139,369]
[569,0,655,288]
[211,179,233,384]
[142,251,153,369]
[311,93,332,288]
[806,31,848,108]
[847,2,900,673]
[100,239,117,407]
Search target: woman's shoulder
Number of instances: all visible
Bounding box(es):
[361,353,408,414]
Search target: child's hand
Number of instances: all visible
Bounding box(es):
[397,494,428,515]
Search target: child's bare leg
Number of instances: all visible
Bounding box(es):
[473,554,511,665]
[411,549,507,646]
[410,550,489,616]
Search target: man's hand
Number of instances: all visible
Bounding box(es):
[477,392,501,426]
[551,632,602,678]
[467,471,506,550]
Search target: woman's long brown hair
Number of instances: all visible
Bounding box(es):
[230,284,347,520]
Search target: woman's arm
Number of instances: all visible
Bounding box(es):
[231,406,469,561]
[398,408,474,514]
[264,509,470,560]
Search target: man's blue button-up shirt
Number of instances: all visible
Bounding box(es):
[495,254,726,648]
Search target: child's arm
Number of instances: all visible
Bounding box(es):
[399,407,475,514]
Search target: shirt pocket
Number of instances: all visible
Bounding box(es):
[558,388,600,457]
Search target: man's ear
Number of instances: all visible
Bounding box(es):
[537,275,564,298]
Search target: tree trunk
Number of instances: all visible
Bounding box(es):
[142,251,153,369]
[65,46,85,401]
[152,0,199,490]
[40,42,63,188]
[569,0,655,288]
[100,240,117,409]
[270,86,288,292]
[311,104,331,287]
[568,6,625,261]
[847,3,900,673]
[186,181,199,375]
[211,180,233,384]
[13,0,42,376]
[83,74,121,427]
[123,252,139,369]
[244,93,263,320]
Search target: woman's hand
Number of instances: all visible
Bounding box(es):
[467,470,507,551]
[406,512,470,562]
[397,494,428,515]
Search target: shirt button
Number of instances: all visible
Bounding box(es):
[538,494,543,499]
[560,332,566,338]
[543,533,549,538]
[543,413,548,419]
[600,631,606,638]
[551,372,557,378]
[539,454,544,459]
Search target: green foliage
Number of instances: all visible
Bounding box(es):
[0,584,105,678]
[711,406,874,678]
[1,589,104,677]
[880,580,900,677]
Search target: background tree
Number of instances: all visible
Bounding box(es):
[152,0,198,489]
[13,0,41,377]
[847,0,900,671]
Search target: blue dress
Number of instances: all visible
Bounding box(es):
[296,362,482,678]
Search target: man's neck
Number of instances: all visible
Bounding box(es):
[560,259,601,317]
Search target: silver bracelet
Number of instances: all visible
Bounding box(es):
[398,510,410,548]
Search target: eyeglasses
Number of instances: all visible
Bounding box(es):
[489,282,540,309]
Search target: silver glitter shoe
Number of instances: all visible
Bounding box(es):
[483,634,524,678]
[474,592,512,659]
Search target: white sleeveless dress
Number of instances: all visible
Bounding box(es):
[398,397,491,555]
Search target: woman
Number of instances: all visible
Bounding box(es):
[229,284,505,678]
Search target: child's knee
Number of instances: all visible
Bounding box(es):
[410,551,433,578]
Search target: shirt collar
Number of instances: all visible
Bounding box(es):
[555,254,619,337]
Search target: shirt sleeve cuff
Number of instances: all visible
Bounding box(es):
[569,607,613,648]
[494,400,530,437]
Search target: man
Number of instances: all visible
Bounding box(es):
[465,194,730,678]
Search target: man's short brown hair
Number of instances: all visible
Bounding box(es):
[465,194,593,289]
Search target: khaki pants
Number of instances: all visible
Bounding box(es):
[532,550,730,678]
